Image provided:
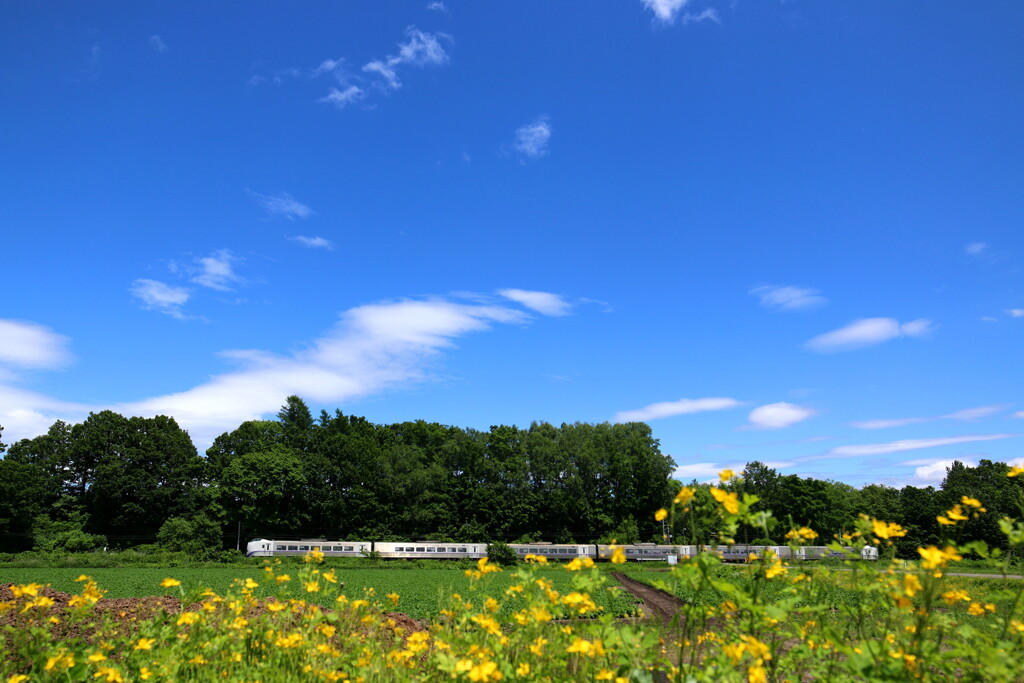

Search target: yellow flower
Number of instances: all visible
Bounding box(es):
[276,574,290,583]
[903,574,922,597]
[88,652,107,663]
[937,515,956,526]
[160,578,181,588]
[524,553,548,565]
[945,505,969,521]
[468,660,502,682]
[267,601,287,612]
[961,496,983,508]
[942,589,971,604]
[654,508,668,521]
[1009,466,1024,477]
[710,487,740,514]
[176,612,199,626]
[968,602,986,616]
[7,676,30,683]
[596,671,615,681]
[918,545,962,570]
[517,662,530,677]
[674,486,695,505]
[306,549,325,563]
[871,519,907,539]
[719,468,735,482]
[529,637,548,655]
[93,668,124,683]
[75,574,90,582]
[244,578,259,589]
[134,638,156,651]
[610,546,626,564]
[305,581,321,593]
[785,527,818,542]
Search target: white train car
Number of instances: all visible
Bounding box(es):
[374,541,487,559]
[508,543,597,560]
[246,539,371,558]
[596,544,697,561]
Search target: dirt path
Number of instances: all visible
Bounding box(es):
[612,572,685,627]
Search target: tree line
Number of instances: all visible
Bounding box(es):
[1,396,1021,559]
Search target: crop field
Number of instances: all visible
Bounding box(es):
[0,564,640,620]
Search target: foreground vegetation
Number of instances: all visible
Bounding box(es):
[7,469,1024,681]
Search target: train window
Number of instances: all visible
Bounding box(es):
[288,546,298,551]
[275,545,286,551]
[449,548,456,553]
[426,547,435,552]
[299,545,310,551]
[343,546,353,551]
[416,547,425,552]
[459,547,467,552]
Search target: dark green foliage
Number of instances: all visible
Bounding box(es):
[157,514,223,559]
[32,512,107,553]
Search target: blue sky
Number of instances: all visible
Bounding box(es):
[2,1,1022,488]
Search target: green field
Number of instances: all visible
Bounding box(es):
[0,565,640,621]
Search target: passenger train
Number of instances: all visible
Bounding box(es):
[246,538,878,561]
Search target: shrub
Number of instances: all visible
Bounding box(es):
[31,512,106,554]
[485,541,518,566]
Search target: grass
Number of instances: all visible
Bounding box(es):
[0,564,640,621]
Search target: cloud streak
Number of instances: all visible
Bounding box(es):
[0,294,555,448]
[249,191,314,220]
[750,284,826,312]
[804,317,935,353]
[826,434,1017,457]
[852,404,1009,430]
[0,320,73,370]
[290,236,335,250]
[130,279,191,319]
[614,397,742,423]
[497,289,570,316]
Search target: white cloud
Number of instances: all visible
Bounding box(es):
[750,284,826,312]
[0,320,73,370]
[672,460,793,483]
[497,289,570,316]
[746,402,816,430]
[149,35,167,52]
[0,294,549,448]
[966,242,989,256]
[249,190,314,220]
[804,317,935,353]
[514,117,552,160]
[427,1,447,11]
[641,0,690,23]
[290,236,335,250]
[320,86,365,109]
[191,250,242,291]
[981,316,998,322]
[827,434,1017,457]
[1014,411,1024,419]
[614,397,742,423]
[1006,309,1024,318]
[359,27,450,91]
[130,279,191,319]
[908,459,970,485]
[852,404,1008,430]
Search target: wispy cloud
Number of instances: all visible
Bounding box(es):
[966,242,989,256]
[130,279,191,319]
[149,35,167,53]
[0,293,557,447]
[248,190,314,220]
[319,86,366,109]
[826,434,1017,458]
[1007,309,1024,318]
[514,117,552,160]
[804,317,935,353]
[750,284,826,312]
[1014,411,1024,419]
[427,1,448,11]
[852,404,1010,430]
[614,397,742,423]
[497,289,570,316]
[0,320,73,370]
[640,0,719,25]
[290,236,335,250]
[191,250,243,292]
[641,0,690,23]
[745,402,816,430]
